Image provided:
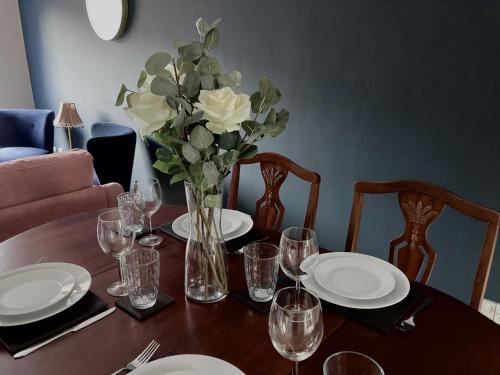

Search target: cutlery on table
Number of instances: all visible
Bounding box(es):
[396,296,434,332]
[13,307,117,358]
[110,339,160,375]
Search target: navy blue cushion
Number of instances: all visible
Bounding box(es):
[0,109,54,152]
[0,147,49,162]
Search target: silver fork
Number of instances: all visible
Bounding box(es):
[396,296,433,332]
[110,340,160,375]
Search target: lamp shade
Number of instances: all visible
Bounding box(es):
[54,102,84,128]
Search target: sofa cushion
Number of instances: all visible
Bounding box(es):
[0,147,49,162]
[0,150,94,209]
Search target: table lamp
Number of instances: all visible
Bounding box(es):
[54,102,84,149]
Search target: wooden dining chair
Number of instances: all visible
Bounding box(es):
[345,180,500,310]
[227,152,321,231]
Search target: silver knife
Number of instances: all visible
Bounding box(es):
[14,307,116,359]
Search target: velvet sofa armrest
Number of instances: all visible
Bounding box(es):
[100,182,124,208]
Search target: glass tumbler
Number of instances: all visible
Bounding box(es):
[120,248,160,309]
[323,351,384,375]
[117,192,144,232]
[244,243,280,302]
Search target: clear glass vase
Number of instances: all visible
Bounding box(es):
[184,181,229,303]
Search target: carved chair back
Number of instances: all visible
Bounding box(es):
[227,153,321,231]
[345,180,500,310]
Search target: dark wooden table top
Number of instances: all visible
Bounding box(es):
[0,205,498,375]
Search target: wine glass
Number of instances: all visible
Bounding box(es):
[269,287,324,375]
[279,227,319,290]
[97,209,136,296]
[131,178,162,247]
[117,192,144,232]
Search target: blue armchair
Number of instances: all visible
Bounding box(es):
[0,109,55,162]
[86,122,136,191]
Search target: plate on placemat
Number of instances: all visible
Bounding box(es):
[314,257,395,300]
[0,268,75,316]
[130,354,245,375]
[172,209,253,242]
[303,252,409,309]
[0,263,91,327]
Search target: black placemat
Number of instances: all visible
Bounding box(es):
[159,222,268,253]
[330,286,423,333]
[116,291,175,321]
[0,291,107,355]
[232,290,274,314]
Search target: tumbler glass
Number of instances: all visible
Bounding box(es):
[323,351,384,375]
[244,243,280,302]
[120,248,160,309]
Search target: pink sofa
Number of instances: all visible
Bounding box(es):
[0,149,123,242]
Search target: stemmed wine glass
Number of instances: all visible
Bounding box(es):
[269,287,324,375]
[131,178,162,247]
[97,209,136,296]
[279,227,319,291]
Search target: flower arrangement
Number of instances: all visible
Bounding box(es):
[115,17,288,302]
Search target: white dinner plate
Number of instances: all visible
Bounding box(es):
[0,262,91,327]
[181,211,241,237]
[129,354,245,375]
[172,209,253,242]
[303,252,410,309]
[314,257,395,300]
[0,268,75,316]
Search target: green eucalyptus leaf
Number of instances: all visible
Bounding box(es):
[197,56,220,75]
[189,162,203,183]
[202,161,219,186]
[212,154,224,170]
[170,173,187,185]
[242,120,265,136]
[182,143,201,163]
[145,52,171,75]
[166,96,177,109]
[151,75,177,97]
[219,131,240,150]
[153,160,171,174]
[168,164,182,175]
[250,92,269,114]
[196,18,210,37]
[240,144,258,159]
[177,60,195,75]
[217,71,241,88]
[258,77,281,106]
[171,112,186,128]
[204,194,222,208]
[200,74,216,90]
[115,84,127,106]
[173,40,192,48]
[182,71,201,98]
[222,150,240,167]
[137,71,147,89]
[179,98,192,113]
[190,125,214,149]
[125,93,134,107]
[186,111,204,125]
[210,18,222,29]
[204,28,220,50]
[178,42,204,61]
[156,148,173,162]
[156,69,177,86]
[264,108,276,125]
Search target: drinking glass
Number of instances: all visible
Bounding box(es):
[117,192,144,232]
[323,351,385,375]
[279,227,319,290]
[269,287,324,375]
[131,178,162,247]
[244,243,280,302]
[121,247,160,309]
[97,209,136,296]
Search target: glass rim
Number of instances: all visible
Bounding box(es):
[272,286,321,312]
[121,248,160,266]
[97,209,123,222]
[132,177,160,186]
[243,242,279,260]
[323,351,384,374]
[281,226,317,242]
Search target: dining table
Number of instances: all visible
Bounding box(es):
[0,205,498,375]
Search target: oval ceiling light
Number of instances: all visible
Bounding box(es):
[86,0,128,41]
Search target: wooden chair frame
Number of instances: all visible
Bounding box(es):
[227,152,321,231]
[345,180,500,310]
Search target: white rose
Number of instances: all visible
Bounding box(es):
[194,87,251,135]
[124,90,176,139]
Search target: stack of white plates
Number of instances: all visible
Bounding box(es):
[303,252,410,309]
[172,209,253,241]
[0,262,91,327]
[130,354,245,375]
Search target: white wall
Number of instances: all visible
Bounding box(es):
[0,0,33,108]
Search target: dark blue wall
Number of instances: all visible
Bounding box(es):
[18,0,500,303]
